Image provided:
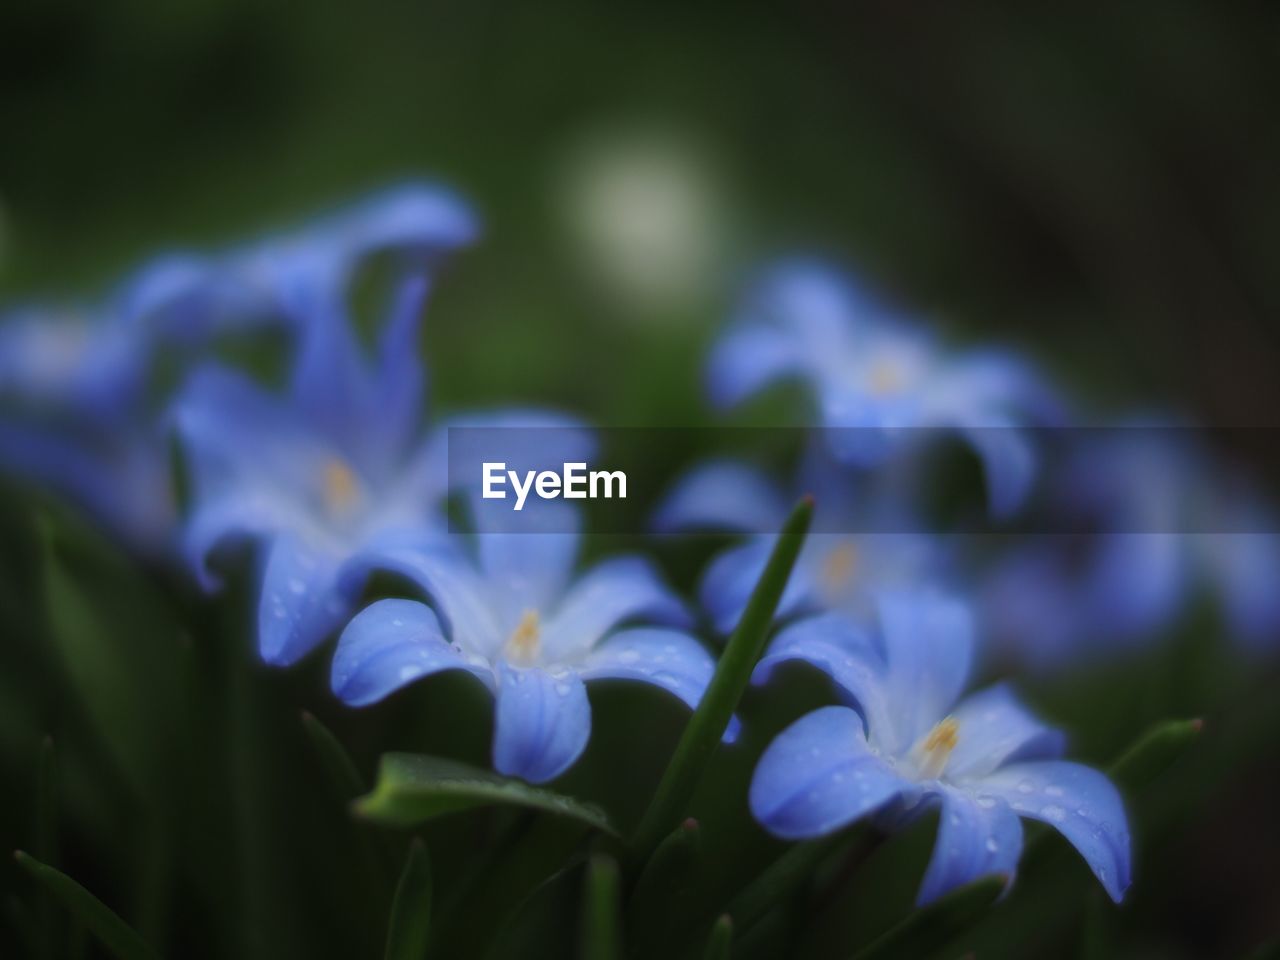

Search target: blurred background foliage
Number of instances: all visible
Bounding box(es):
[2,2,1280,958]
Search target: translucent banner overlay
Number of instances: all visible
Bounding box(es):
[445,426,1280,534]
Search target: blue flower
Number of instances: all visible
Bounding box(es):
[170,186,492,665]
[981,420,1280,665]
[330,504,731,783]
[120,183,479,347]
[707,260,1062,516]
[0,304,174,550]
[749,593,1131,905]
[655,457,948,635]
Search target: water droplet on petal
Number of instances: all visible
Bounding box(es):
[1041,804,1067,823]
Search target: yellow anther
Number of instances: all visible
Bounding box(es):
[322,458,361,515]
[821,541,859,593]
[868,357,905,396]
[506,609,542,664]
[916,717,960,780]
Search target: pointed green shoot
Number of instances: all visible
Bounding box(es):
[703,914,732,960]
[630,497,813,861]
[384,840,432,960]
[13,852,161,960]
[626,818,701,936]
[301,711,366,801]
[850,875,1005,960]
[1108,717,1203,794]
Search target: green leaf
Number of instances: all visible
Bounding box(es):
[580,854,622,960]
[36,514,180,800]
[356,754,617,835]
[301,711,366,801]
[725,838,832,932]
[627,817,701,939]
[630,496,813,861]
[1108,717,1203,794]
[849,875,1005,960]
[703,915,732,960]
[13,851,162,960]
[35,736,57,865]
[384,840,432,960]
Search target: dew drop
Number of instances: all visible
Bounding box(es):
[1041,804,1067,823]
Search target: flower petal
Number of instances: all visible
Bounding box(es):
[706,326,804,409]
[980,760,1132,903]
[341,538,504,656]
[330,598,492,706]
[257,535,356,666]
[917,787,1023,906]
[579,628,737,740]
[749,706,910,840]
[945,684,1067,780]
[651,460,787,534]
[752,613,894,742]
[543,556,690,660]
[876,590,974,753]
[173,362,340,500]
[492,664,591,784]
[954,416,1036,519]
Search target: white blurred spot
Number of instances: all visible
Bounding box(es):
[555,126,734,320]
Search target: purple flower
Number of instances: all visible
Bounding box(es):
[749,592,1131,905]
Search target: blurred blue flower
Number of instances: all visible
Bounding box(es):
[707,260,1063,516]
[0,183,479,558]
[330,504,730,783]
[749,593,1131,905]
[120,182,479,347]
[655,455,948,634]
[0,304,174,549]
[981,421,1280,666]
[170,184,486,664]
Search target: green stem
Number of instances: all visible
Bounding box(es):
[629,497,813,864]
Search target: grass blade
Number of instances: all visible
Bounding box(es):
[301,711,366,801]
[384,839,432,960]
[581,854,622,960]
[1108,717,1203,793]
[630,497,813,861]
[849,875,1005,960]
[626,818,700,941]
[13,851,161,960]
[356,754,616,835]
[703,915,732,960]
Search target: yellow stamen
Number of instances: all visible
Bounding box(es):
[916,717,959,780]
[868,358,905,396]
[821,541,859,593]
[322,458,361,515]
[506,609,541,664]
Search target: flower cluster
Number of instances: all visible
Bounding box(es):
[4,183,1275,910]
